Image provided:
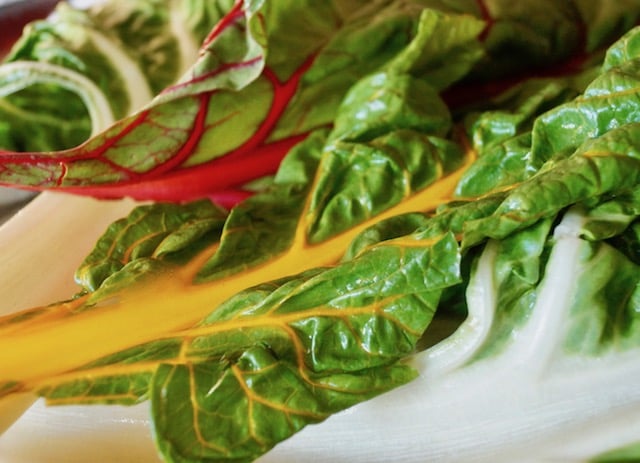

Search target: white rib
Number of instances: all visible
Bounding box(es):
[85,28,153,114]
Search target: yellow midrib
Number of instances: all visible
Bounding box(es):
[0,149,474,389]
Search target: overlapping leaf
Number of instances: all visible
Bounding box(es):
[0,0,617,203]
[75,199,228,292]
[0,19,479,458]
[5,3,640,463]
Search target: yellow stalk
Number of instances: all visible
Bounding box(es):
[0,192,138,433]
[0,147,475,395]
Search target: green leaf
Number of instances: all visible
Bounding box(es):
[151,352,412,463]
[147,232,459,462]
[463,123,640,246]
[329,72,452,143]
[76,199,227,292]
[562,240,640,355]
[455,133,533,197]
[471,219,552,359]
[593,440,640,462]
[384,8,485,90]
[602,20,640,70]
[308,132,464,243]
[530,54,640,166]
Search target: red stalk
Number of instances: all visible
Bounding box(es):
[40,134,308,203]
[443,0,591,109]
[0,2,317,208]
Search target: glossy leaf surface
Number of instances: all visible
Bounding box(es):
[0,0,615,204]
[3,2,640,463]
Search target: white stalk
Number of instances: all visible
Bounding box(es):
[417,239,498,378]
[502,206,587,376]
[83,29,154,115]
[169,0,200,78]
[258,208,640,462]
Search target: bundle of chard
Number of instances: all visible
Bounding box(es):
[2,1,640,462]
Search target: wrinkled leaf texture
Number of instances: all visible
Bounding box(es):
[3,1,640,463]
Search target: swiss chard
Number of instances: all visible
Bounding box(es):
[4,1,640,463]
[0,0,486,206]
[0,126,469,461]
[0,0,628,207]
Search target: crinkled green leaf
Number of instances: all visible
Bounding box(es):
[464,204,640,363]
[329,72,452,143]
[307,132,464,243]
[384,8,485,90]
[455,133,533,197]
[463,122,640,246]
[453,63,601,199]
[147,232,460,462]
[531,38,640,166]
[602,18,640,70]
[562,239,640,355]
[152,356,411,463]
[464,72,594,152]
[470,218,552,359]
[76,199,227,292]
[580,189,640,240]
[0,0,608,200]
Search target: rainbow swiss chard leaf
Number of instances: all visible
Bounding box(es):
[0,0,609,205]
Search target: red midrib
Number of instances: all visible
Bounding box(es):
[52,53,318,202]
[475,0,494,41]
[0,0,316,203]
[201,0,245,50]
